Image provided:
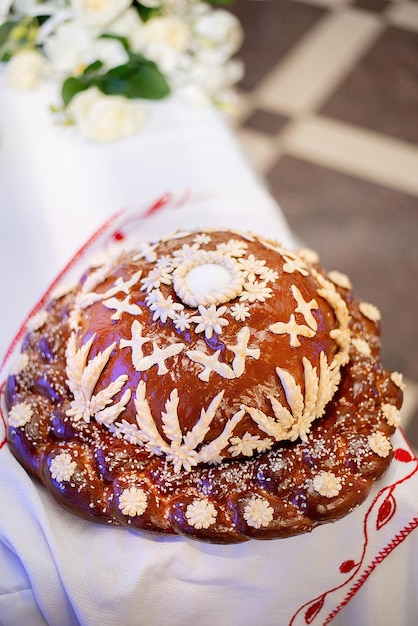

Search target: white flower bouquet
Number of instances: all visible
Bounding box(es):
[0,0,243,141]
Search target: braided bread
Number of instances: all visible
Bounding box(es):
[5,229,403,542]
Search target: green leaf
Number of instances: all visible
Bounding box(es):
[100,63,132,80]
[132,64,170,100]
[83,59,104,76]
[134,3,161,23]
[100,32,130,52]
[61,76,89,107]
[99,61,170,100]
[0,21,17,49]
[128,52,155,66]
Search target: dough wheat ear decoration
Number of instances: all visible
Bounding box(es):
[133,383,245,472]
[66,334,130,425]
[6,229,402,542]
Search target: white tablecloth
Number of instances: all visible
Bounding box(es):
[0,73,293,361]
[0,71,417,626]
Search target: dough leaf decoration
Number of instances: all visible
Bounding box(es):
[133,381,244,472]
[66,333,128,423]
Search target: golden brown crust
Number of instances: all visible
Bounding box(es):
[5,229,403,542]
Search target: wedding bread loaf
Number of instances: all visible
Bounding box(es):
[5,229,403,542]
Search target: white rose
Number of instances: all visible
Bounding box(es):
[107,7,146,53]
[91,37,129,69]
[163,0,205,16]
[193,9,243,61]
[44,20,128,74]
[12,0,42,14]
[0,0,13,20]
[143,16,190,53]
[6,49,49,90]
[188,57,244,96]
[177,83,210,108]
[70,0,132,31]
[138,0,160,7]
[144,41,181,74]
[43,21,94,73]
[142,16,191,74]
[69,87,147,142]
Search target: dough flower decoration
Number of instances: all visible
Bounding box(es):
[0,0,243,141]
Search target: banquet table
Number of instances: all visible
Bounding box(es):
[0,72,417,626]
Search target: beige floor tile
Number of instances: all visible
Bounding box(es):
[400,379,418,431]
[386,2,418,33]
[257,10,383,115]
[236,128,281,174]
[234,90,257,124]
[291,0,350,9]
[282,115,418,196]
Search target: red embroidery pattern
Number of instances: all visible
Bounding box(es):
[0,382,6,449]
[324,516,418,626]
[0,209,125,377]
[376,492,397,530]
[304,595,325,624]
[394,448,415,463]
[291,440,418,626]
[143,192,173,218]
[339,560,358,574]
[103,191,191,247]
